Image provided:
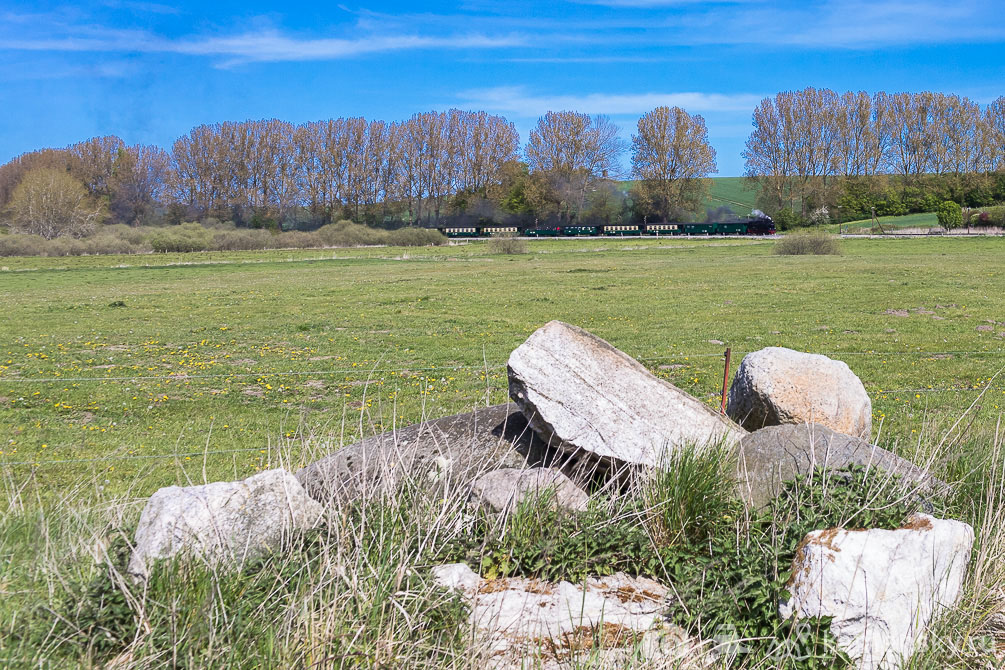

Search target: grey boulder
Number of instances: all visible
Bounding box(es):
[128,468,324,579]
[780,514,973,670]
[296,403,559,504]
[507,321,745,471]
[737,423,947,508]
[470,467,589,514]
[728,347,872,438]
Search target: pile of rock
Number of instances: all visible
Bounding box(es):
[125,320,973,669]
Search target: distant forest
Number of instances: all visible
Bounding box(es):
[1,88,1004,239]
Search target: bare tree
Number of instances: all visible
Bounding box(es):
[631,106,716,221]
[0,148,75,207]
[7,168,104,239]
[835,91,878,177]
[525,111,625,221]
[70,136,125,197]
[744,94,798,214]
[986,97,1005,173]
[108,144,170,225]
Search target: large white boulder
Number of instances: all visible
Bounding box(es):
[507,321,745,471]
[469,467,589,514]
[779,514,973,669]
[727,347,872,438]
[128,468,324,578]
[432,563,697,669]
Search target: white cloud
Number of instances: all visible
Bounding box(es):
[454,86,763,117]
[1,0,1003,72]
[0,23,527,66]
[173,31,525,65]
[663,0,1005,49]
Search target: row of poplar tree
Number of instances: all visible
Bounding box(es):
[746,89,1005,220]
[0,107,712,232]
[2,88,1004,236]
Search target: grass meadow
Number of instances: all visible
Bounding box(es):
[3,236,1005,668]
[3,236,1004,494]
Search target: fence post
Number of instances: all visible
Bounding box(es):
[720,347,732,415]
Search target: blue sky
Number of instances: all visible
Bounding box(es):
[1,0,1003,176]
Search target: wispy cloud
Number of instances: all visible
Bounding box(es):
[660,0,1005,49]
[0,16,527,67]
[0,58,139,82]
[172,31,526,66]
[454,86,762,117]
[1,0,1003,73]
[101,1,182,15]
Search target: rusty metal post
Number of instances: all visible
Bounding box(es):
[720,347,732,415]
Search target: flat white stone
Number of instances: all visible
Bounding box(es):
[507,321,745,469]
[780,514,973,669]
[433,563,696,669]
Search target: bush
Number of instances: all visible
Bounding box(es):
[100,224,149,246]
[771,208,804,231]
[0,218,447,257]
[774,232,841,255]
[964,205,1005,228]
[487,234,528,254]
[936,200,963,230]
[210,229,272,251]
[0,233,48,257]
[46,237,89,256]
[387,227,447,246]
[271,230,318,249]
[315,220,388,247]
[150,222,212,253]
[85,234,146,255]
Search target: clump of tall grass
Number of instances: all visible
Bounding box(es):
[486,234,527,255]
[638,440,739,549]
[774,232,841,255]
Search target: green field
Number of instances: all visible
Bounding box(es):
[829,211,940,233]
[702,176,760,214]
[5,236,1005,669]
[2,236,1005,499]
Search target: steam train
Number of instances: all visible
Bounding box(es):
[439,216,774,238]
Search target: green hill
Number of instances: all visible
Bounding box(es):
[620,177,761,218]
[702,177,760,215]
